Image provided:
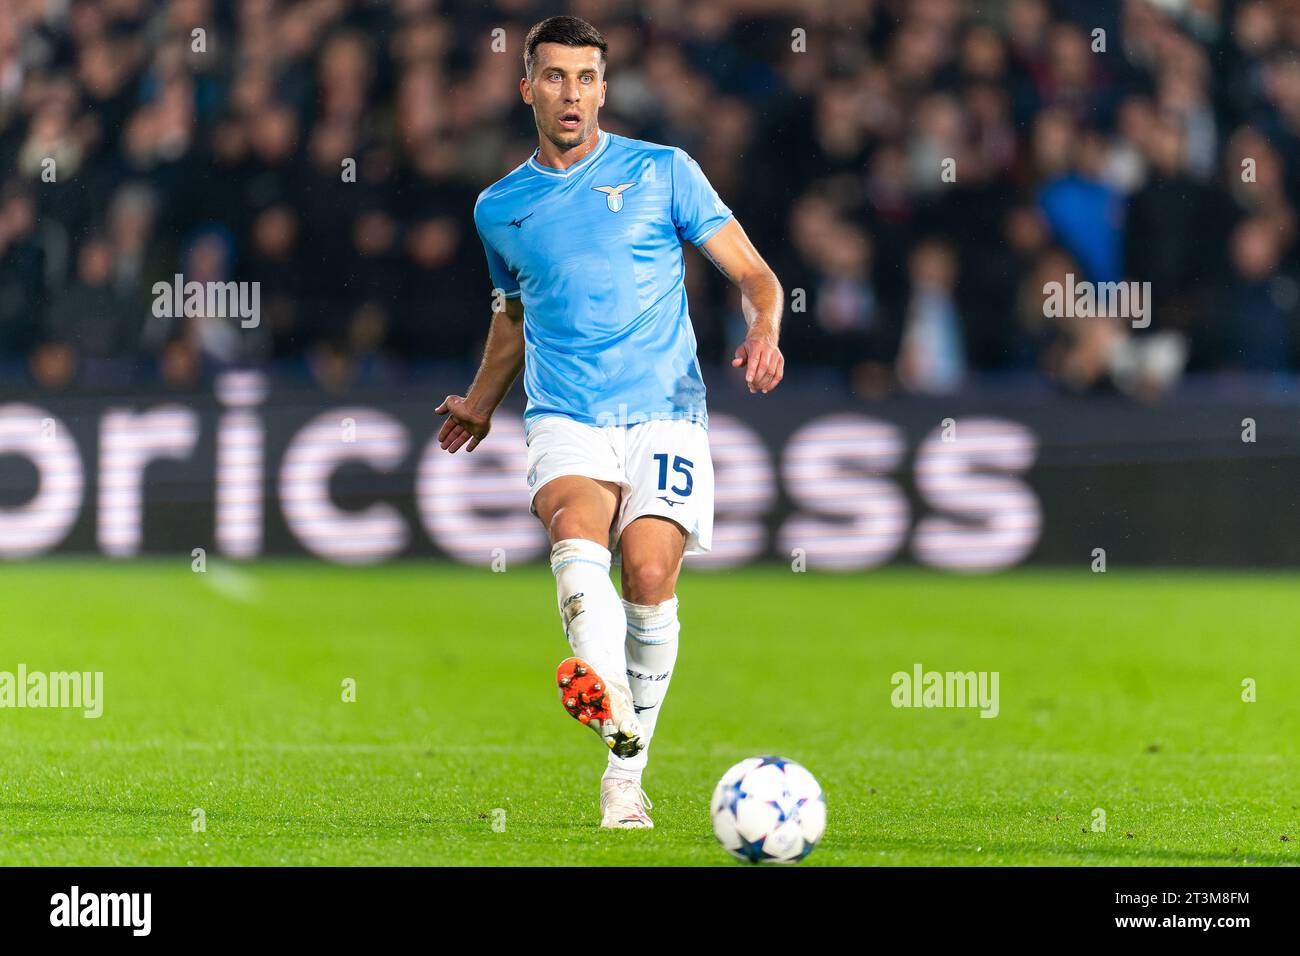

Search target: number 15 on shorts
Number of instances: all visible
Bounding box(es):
[653,453,694,497]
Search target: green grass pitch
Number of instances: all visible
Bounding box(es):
[0,560,1297,866]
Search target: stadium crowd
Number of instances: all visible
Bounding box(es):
[1,0,1299,399]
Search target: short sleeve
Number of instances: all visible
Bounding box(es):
[473,205,521,299]
[670,148,733,246]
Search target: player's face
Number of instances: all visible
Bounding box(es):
[522,44,606,150]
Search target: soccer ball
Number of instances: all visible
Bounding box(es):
[710,756,826,863]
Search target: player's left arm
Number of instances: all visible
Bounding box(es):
[700,219,785,394]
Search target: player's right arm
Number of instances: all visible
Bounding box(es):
[436,296,525,453]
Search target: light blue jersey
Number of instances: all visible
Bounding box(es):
[473,131,733,438]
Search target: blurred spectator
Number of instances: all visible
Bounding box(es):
[1223,216,1300,370]
[1037,118,1125,284]
[0,185,45,361]
[38,233,138,390]
[898,238,965,395]
[1125,112,1227,363]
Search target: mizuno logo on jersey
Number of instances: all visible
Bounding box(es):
[508,212,534,228]
[592,183,636,213]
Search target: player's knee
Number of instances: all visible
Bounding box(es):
[622,560,676,604]
[548,506,602,546]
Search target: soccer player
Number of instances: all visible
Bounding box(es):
[436,16,784,829]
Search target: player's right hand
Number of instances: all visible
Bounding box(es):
[435,395,491,453]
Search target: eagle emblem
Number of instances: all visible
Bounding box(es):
[592,182,637,213]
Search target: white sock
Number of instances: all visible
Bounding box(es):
[605,595,680,780]
[550,539,628,691]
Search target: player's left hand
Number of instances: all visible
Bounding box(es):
[732,335,784,394]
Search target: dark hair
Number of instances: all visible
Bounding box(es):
[524,16,608,77]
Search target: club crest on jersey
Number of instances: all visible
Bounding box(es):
[592,182,636,213]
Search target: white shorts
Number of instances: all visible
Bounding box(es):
[526,415,715,560]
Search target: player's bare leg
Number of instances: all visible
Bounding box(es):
[534,477,645,761]
[534,475,621,546]
[596,515,687,827]
[620,515,687,605]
